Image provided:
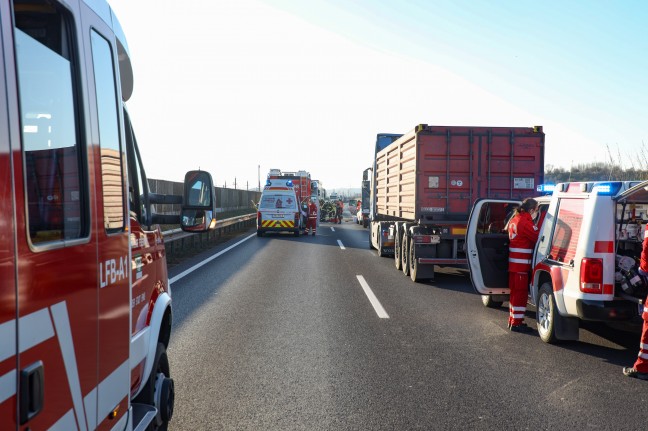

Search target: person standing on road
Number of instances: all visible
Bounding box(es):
[336,199,343,224]
[507,198,540,333]
[306,198,318,236]
[623,223,648,380]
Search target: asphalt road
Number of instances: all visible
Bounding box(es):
[167,218,648,431]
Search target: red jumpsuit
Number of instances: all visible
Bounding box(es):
[507,211,539,328]
[306,202,318,235]
[632,224,648,372]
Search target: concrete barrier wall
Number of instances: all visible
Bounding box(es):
[148,178,262,214]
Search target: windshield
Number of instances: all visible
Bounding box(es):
[259,193,297,210]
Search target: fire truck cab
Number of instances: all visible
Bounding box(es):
[467,181,648,344]
[0,0,215,430]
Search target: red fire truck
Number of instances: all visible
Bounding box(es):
[0,1,216,430]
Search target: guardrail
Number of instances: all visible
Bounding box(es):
[163,213,256,261]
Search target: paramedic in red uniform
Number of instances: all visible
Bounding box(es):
[306,198,318,236]
[624,223,648,380]
[507,198,540,333]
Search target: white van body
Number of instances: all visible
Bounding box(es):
[467,181,648,343]
[257,181,302,237]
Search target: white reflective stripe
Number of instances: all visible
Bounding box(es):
[640,342,648,351]
[645,230,648,239]
[51,302,88,431]
[83,388,97,430]
[639,351,648,360]
[509,258,531,264]
[510,306,527,312]
[98,360,130,425]
[510,247,533,253]
[511,313,526,319]
[0,319,16,362]
[109,410,129,431]
[0,370,16,404]
[130,327,150,370]
[47,409,78,431]
[19,309,55,354]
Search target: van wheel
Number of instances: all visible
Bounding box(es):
[481,295,503,308]
[401,234,410,276]
[133,342,174,430]
[537,283,558,344]
[256,230,263,237]
[294,230,300,237]
[394,228,402,270]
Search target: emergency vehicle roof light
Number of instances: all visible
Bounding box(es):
[286,180,293,187]
[536,184,555,194]
[266,179,272,186]
[592,182,621,195]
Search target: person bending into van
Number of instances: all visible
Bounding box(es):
[624,224,648,380]
[507,198,540,333]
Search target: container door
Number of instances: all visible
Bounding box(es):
[466,199,521,294]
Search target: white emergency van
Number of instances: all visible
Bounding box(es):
[256,180,302,237]
[467,181,648,343]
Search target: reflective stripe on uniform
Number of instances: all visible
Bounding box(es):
[639,351,648,360]
[510,247,533,253]
[509,258,531,264]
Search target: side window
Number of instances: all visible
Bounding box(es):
[15,1,87,244]
[548,198,585,264]
[124,112,148,226]
[91,30,125,232]
[475,202,517,234]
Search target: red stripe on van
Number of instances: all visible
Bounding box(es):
[594,241,614,253]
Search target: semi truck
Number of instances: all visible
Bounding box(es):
[369,124,545,282]
[1,1,216,429]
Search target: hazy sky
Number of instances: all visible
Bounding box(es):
[108,0,648,191]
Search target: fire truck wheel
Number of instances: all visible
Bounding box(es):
[134,342,174,430]
[537,283,558,344]
[481,295,503,308]
[394,229,402,270]
[401,234,410,276]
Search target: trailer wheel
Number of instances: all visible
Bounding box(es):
[394,227,402,270]
[401,234,410,276]
[409,240,420,282]
[481,295,503,308]
[133,342,174,430]
[537,283,559,344]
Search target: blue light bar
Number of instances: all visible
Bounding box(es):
[536,184,555,194]
[266,179,272,186]
[286,180,293,187]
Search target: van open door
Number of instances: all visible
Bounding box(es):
[466,199,521,305]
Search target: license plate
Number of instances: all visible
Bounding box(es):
[271,215,285,219]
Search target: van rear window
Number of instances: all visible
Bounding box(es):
[549,198,585,264]
[260,194,296,210]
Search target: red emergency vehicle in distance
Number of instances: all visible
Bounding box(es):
[267,169,313,229]
[0,1,216,430]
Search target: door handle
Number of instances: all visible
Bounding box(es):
[20,361,44,425]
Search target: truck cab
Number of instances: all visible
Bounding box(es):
[0,1,215,429]
[467,181,647,343]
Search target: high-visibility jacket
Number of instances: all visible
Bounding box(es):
[507,212,539,272]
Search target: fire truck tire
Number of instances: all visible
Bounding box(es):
[394,227,402,270]
[134,342,174,430]
[401,234,410,276]
[481,295,503,308]
[537,283,558,344]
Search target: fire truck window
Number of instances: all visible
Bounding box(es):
[15,3,87,244]
[91,30,125,232]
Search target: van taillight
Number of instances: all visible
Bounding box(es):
[580,258,603,293]
[294,212,299,221]
[257,211,262,223]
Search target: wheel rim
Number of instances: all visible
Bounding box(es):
[538,292,552,336]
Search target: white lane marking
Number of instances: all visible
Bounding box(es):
[331,227,335,232]
[170,233,256,284]
[356,275,389,319]
[337,240,346,250]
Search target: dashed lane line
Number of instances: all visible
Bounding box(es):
[337,240,346,250]
[356,275,389,319]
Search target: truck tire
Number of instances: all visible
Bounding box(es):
[409,240,419,282]
[537,283,558,344]
[401,234,410,276]
[481,295,503,308]
[363,219,368,228]
[394,227,402,270]
[133,342,174,430]
[369,229,375,250]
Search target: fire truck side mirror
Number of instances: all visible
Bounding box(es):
[181,170,217,232]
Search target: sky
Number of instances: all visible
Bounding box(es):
[107,0,648,191]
